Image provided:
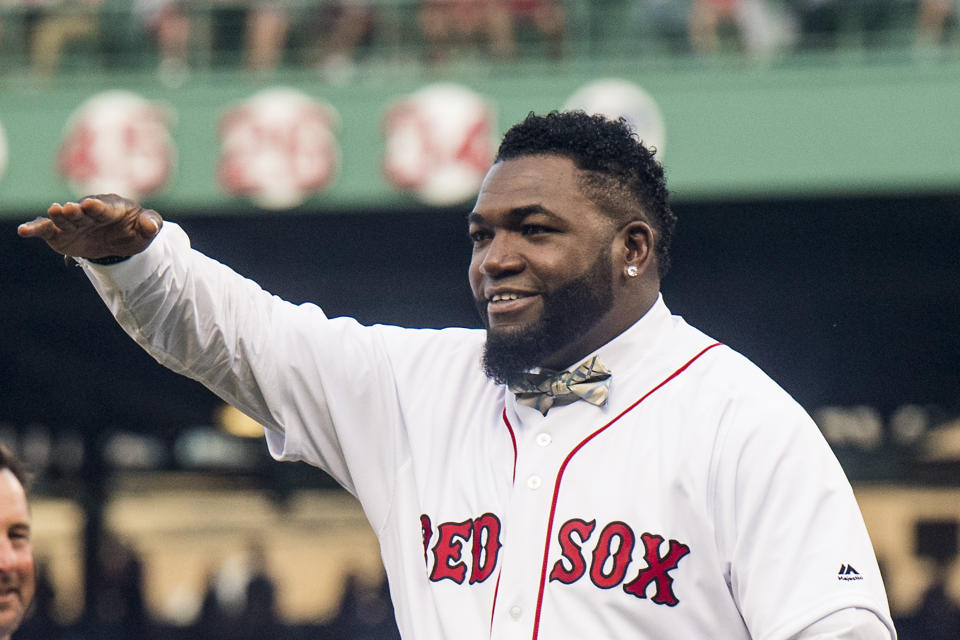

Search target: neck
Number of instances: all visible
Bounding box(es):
[541,291,659,370]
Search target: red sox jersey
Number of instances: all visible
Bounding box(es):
[82,222,895,639]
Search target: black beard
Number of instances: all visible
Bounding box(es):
[479,249,614,386]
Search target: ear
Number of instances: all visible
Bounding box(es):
[621,220,656,278]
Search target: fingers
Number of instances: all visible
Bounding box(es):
[78,195,125,223]
[17,216,58,240]
[137,210,163,238]
[19,199,104,239]
[48,200,89,232]
[20,195,160,256]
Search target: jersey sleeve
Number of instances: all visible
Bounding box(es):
[80,222,419,518]
[709,367,896,640]
[789,608,892,639]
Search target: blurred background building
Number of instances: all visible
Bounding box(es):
[1,0,959,637]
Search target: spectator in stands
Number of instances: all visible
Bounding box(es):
[688,0,796,59]
[418,0,485,62]
[419,0,521,63]
[203,2,302,73]
[134,0,191,83]
[0,442,35,640]
[28,0,103,76]
[688,0,742,54]
[233,543,282,640]
[188,542,282,640]
[306,1,376,81]
[246,2,380,75]
[323,573,400,640]
[92,534,154,640]
[488,0,565,59]
[913,575,960,640]
[136,1,306,79]
[244,1,290,72]
[418,0,565,62]
[916,0,958,49]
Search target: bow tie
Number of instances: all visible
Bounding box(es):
[510,356,612,415]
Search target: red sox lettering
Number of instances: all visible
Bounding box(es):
[549,518,690,606]
[422,513,690,606]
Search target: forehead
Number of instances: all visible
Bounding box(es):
[472,155,597,219]
[0,469,29,523]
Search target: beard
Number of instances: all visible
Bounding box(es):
[479,248,614,386]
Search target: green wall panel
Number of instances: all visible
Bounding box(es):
[0,57,958,218]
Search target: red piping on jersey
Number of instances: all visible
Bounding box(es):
[490,571,502,629]
[529,342,722,640]
[503,409,518,484]
[491,409,519,627]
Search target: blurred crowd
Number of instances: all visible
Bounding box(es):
[0,0,956,82]
[16,537,401,640]
[10,533,960,640]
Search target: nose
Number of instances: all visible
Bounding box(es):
[0,537,15,571]
[478,232,524,278]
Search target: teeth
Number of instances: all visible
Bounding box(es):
[491,293,522,302]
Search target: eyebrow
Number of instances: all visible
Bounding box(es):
[467,204,561,225]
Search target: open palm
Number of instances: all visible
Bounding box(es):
[18,194,162,259]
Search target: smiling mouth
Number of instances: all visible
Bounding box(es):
[485,292,540,320]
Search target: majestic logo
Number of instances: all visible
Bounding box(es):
[217,87,340,210]
[838,564,863,581]
[421,513,690,606]
[382,83,496,207]
[57,91,176,200]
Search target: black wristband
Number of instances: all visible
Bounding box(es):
[86,255,132,265]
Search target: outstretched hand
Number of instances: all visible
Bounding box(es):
[17,194,163,260]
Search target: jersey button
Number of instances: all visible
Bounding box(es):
[536,433,552,447]
[509,605,522,619]
[526,475,542,490]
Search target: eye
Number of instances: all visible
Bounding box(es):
[522,224,552,236]
[469,227,491,244]
[9,528,30,544]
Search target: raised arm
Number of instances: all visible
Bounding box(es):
[17,195,411,508]
[17,194,162,260]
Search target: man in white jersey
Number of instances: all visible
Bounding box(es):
[20,111,895,639]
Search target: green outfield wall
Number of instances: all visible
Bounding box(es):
[0,55,958,217]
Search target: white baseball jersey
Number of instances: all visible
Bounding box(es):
[82,222,895,640]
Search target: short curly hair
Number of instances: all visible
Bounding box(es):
[495,111,676,277]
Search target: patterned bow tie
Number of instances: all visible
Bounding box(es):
[510,356,612,415]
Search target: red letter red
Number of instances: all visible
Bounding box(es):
[430,520,473,583]
[420,514,432,565]
[470,513,502,584]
